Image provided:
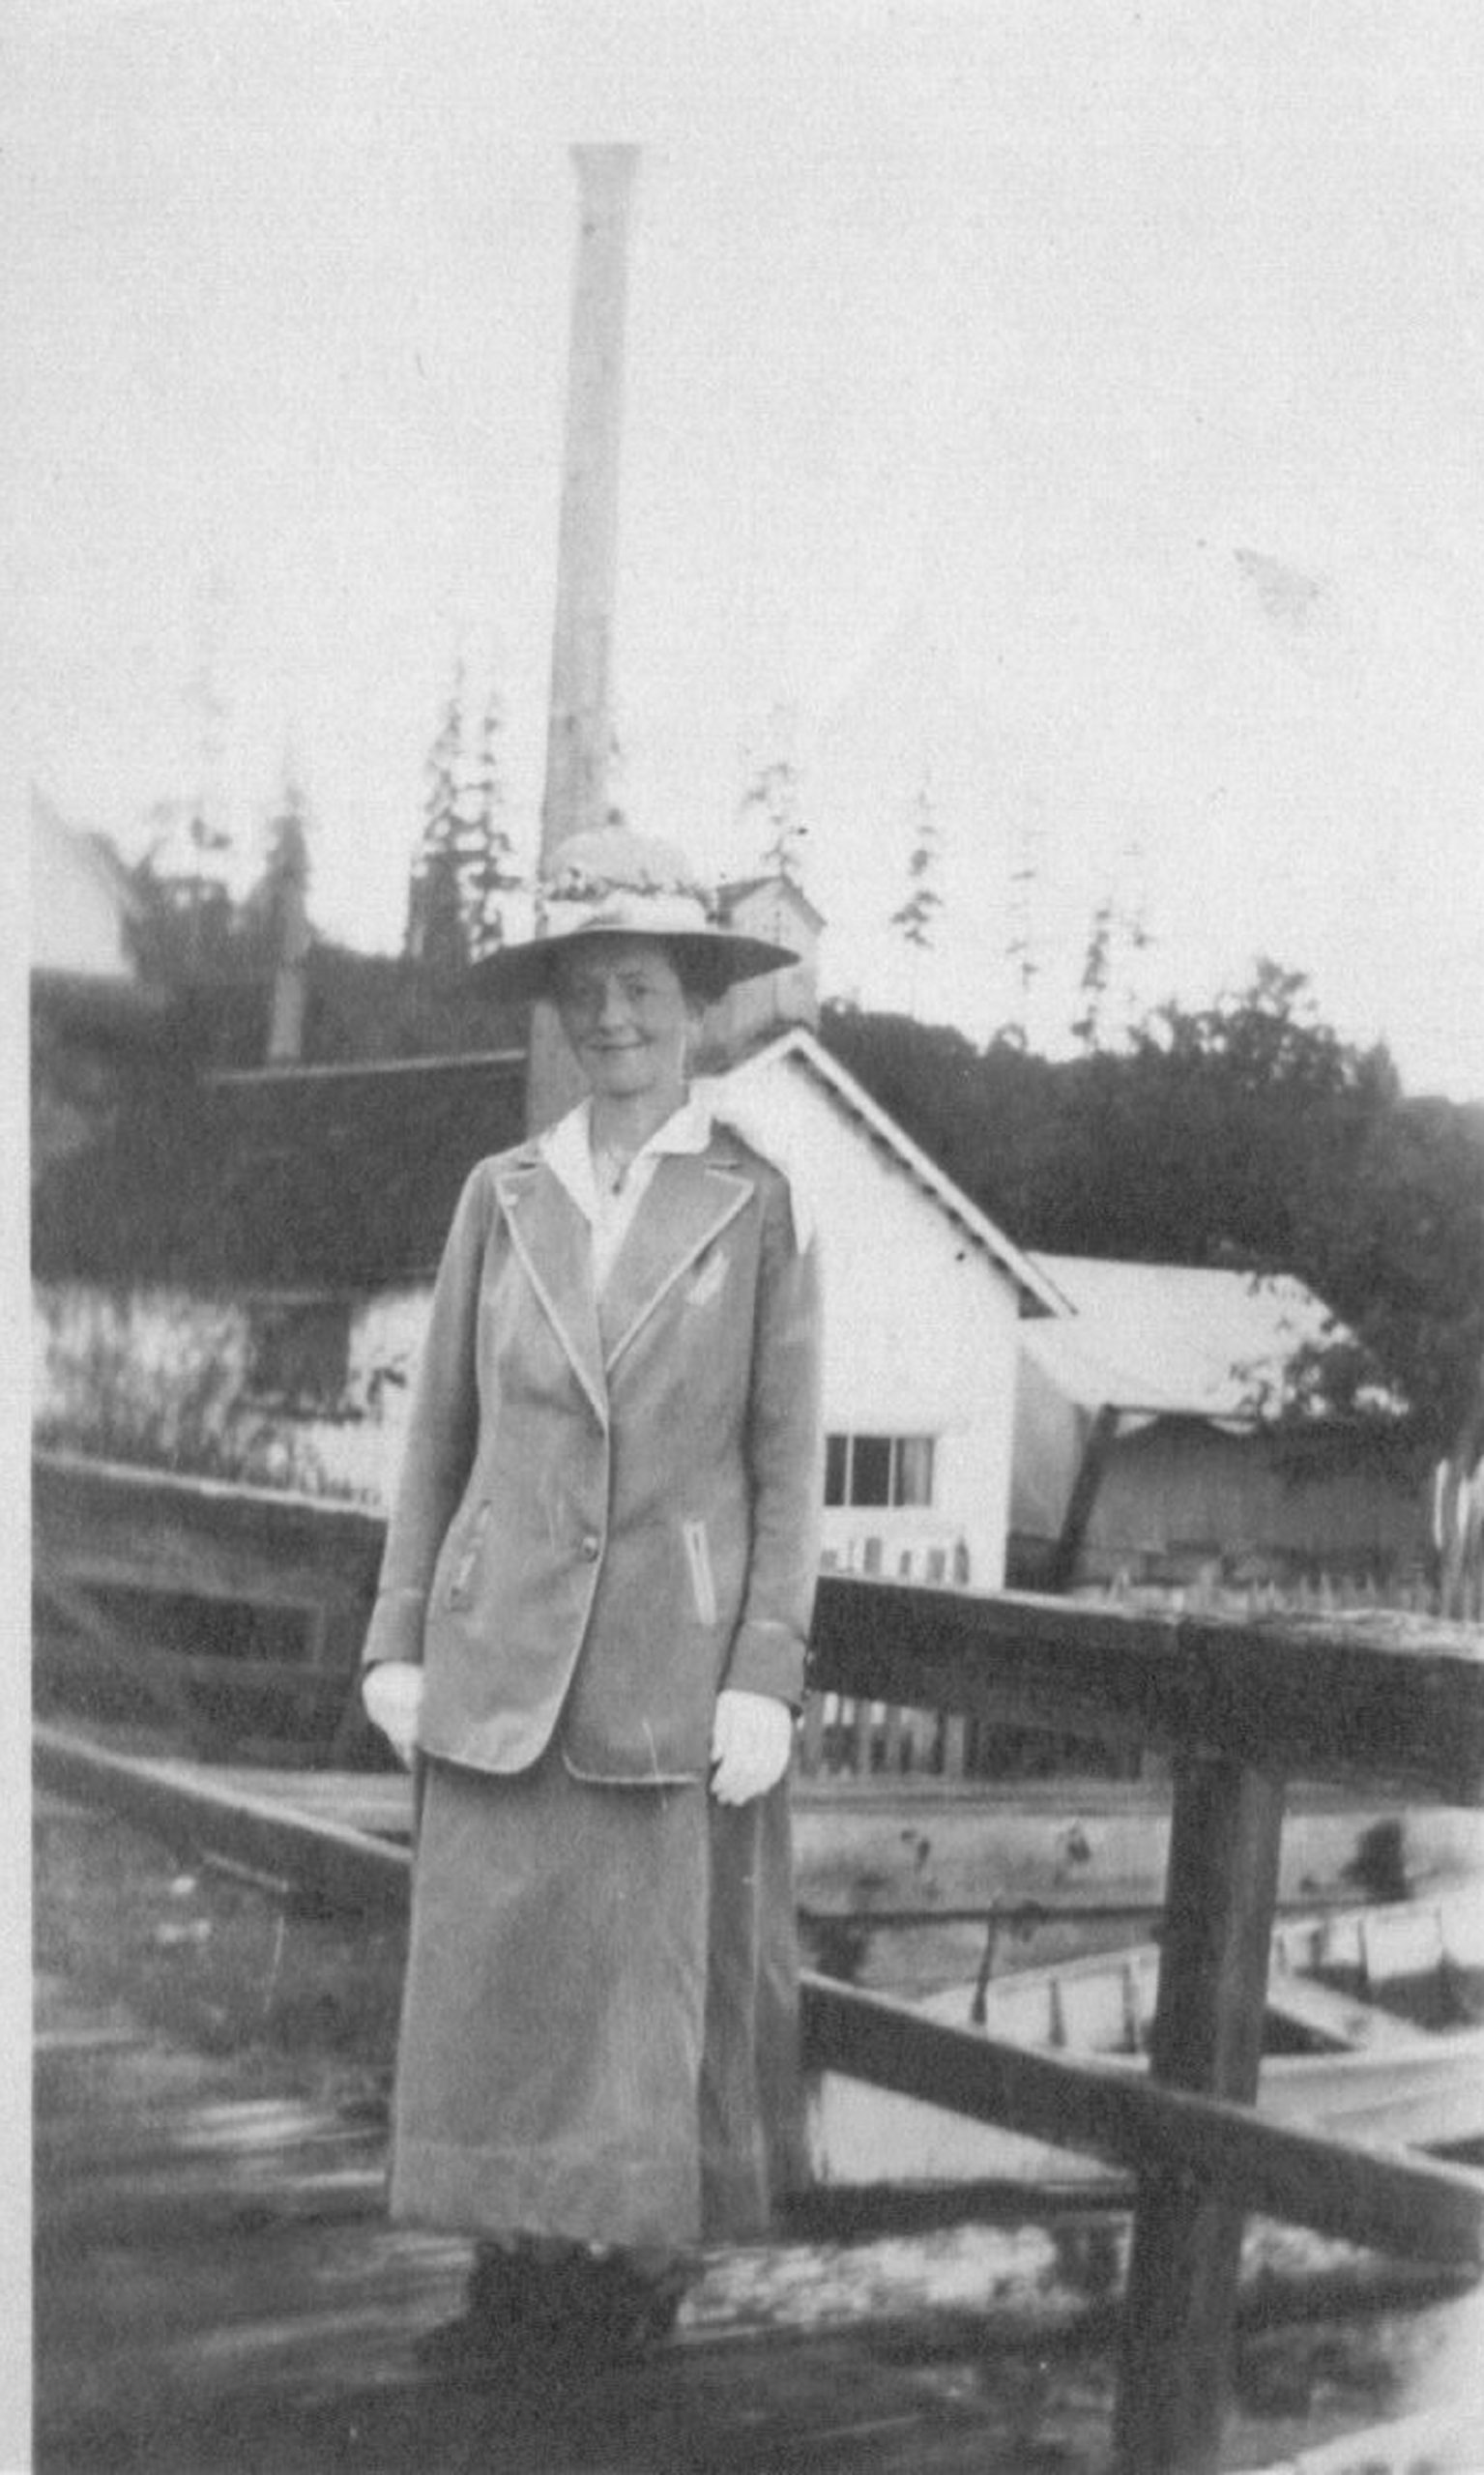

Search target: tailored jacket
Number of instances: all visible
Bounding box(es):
[362,1121,824,1784]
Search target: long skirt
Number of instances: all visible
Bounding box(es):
[389,1746,804,2254]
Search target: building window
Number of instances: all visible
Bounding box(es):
[894,1437,936,1506]
[824,1434,937,1510]
[246,1299,352,1414]
[853,1435,892,1506]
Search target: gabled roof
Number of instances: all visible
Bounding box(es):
[718,874,828,935]
[30,787,144,929]
[1021,1254,1364,1425]
[30,788,146,994]
[721,1029,1063,1315]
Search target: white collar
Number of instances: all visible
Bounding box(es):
[540,1083,813,1252]
[540,1091,713,1218]
[626,1088,714,1160]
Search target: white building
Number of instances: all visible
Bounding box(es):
[29,788,141,985]
[722,1033,1059,1588]
[1010,1254,1423,1589]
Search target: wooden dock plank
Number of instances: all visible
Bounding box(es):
[33,1970,1112,2475]
[36,1813,1483,2475]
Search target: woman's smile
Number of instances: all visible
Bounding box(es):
[553,939,698,1110]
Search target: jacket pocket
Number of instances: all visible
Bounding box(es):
[681,1518,718,1627]
[685,1249,729,1310]
[446,1500,492,1610]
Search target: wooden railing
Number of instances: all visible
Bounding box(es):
[31,1447,1484,2473]
[32,1451,385,1760]
[808,1574,1484,2471]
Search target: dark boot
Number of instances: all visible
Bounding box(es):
[549,2250,691,2364]
[413,2245,531,2379]
[416,2242,691,2380]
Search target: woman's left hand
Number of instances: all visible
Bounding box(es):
[710,1688,793,1805]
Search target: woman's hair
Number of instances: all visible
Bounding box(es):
[548,935,727,1009]
[668,944,732,1007]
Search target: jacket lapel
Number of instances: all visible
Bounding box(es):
[599,1152,755,1375]
[493,1155,608,1427]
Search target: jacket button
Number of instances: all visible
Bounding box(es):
[580,1533,601,1560]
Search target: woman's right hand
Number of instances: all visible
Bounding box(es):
[362,1663,424,1767]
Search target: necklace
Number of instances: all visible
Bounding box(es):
[591,1138,638,1196]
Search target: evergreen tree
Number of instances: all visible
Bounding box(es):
[405,666,525,971]
[249,773,313,1063]
[131,796,237,983]
[738,707,806,883]
[405,669,467,972]
[889,776,944,1015]
[1072,892,1117,1052]
[890,778,943,949]
[246,774,311,964]
[461,685,523,956]
[1003,806,1044,1048]
[1072,840,1151,1051]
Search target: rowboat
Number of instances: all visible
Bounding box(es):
[806,1888,1484,2191]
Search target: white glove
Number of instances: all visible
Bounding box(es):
[709,1688,793,1806]
[362,1663,423,1767]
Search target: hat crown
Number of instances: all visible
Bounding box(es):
[478,817,800,999]
[542,823,714,916]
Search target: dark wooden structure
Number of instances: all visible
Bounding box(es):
[34,1451,384,1759]
[31,1447,1484,2472]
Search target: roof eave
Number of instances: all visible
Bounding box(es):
[722,1027,1065,1314]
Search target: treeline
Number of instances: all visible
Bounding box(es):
[818,962,1484,1461]
[61,835,1484,1463]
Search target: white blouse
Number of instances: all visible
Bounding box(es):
[540,1082,814,1297]
[539,1092,716,1296]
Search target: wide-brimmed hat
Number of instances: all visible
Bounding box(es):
[476,822,800,1004]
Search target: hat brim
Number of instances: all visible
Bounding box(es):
[473,924,800,1005]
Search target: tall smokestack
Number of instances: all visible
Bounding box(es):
[527,144,641,1132]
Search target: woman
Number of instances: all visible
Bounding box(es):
[361,821,824,2375]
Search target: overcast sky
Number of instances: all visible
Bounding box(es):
[8,0,1484,1094]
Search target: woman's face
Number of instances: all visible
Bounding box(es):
[552,938,697,1105]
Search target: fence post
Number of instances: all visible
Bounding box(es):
[1113,1751,1287,2474]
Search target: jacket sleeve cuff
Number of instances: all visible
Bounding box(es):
[724,1618,806,1708]
[360,1589,428,1672]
